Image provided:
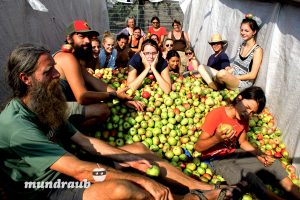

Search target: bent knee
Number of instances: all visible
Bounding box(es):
[106,180,147,200]
[85,103,110,119]
[216,69,228,80]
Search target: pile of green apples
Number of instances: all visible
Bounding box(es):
[91,72,300,197]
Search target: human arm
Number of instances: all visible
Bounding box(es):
[239,131,275,166]
[194,123,236,152]
[159,34,165,48]
[50,153,173,200]
[151,56,172,94]
[127,52,151,91]
[183,31,190,48]
[236,47,263,81]
[54,52,115,104]
[71,132,151,172]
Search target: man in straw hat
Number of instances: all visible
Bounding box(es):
[207,33,230,71]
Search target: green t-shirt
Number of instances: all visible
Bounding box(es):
[0,98,77,196]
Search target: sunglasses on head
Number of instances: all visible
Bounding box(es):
[166,44,173,47]
[185,52,193,55]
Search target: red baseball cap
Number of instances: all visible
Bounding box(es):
[66,20,99,36]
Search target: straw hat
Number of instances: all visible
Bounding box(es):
[208,33,227,45]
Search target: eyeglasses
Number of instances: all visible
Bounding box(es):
[166,44,173,47]
[144,52,158,56]
[185,52,193,55]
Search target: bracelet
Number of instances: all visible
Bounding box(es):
[108,91,117,100]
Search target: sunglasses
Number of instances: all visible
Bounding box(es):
[166,44,173,47]
[152,21,159,24]
[185,52,193,55]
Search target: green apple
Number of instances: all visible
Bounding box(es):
[146,165,160,177]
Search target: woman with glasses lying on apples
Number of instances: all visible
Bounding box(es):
[127,39,171,94]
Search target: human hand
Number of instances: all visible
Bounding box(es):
[142,178,173,200]
[124,101,145,111]
[150,53,159,70]
[86,68,95,74]
[225,66,234,74]
[140,51,150,69]
[215,123,236,142]
[116,87,133,100]
[258,154,275,167]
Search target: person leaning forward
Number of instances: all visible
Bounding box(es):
[53,20,144,132]
[0,43,233,200]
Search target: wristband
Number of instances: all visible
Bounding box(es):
[92,165,106,182]
[108,91,117,100]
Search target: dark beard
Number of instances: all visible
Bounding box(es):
[29,78,68,130]
[235,101,250,122]
[73,44,93,61]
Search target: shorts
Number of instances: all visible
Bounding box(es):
[238,80,253,90]
[46,187,85,200]
[66,102,85,118]
[44,174,85,200]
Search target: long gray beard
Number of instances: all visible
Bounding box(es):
[29,79,68,130]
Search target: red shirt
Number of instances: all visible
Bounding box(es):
[148,26,167,41]
[201,106,249,158]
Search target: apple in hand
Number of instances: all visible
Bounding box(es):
[61,44,73,53]
[146,165,160,177]
[217,123,234,135]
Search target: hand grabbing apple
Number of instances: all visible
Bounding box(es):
[215,123,236,142]
[146,164,160,177]
[116,87,132,100]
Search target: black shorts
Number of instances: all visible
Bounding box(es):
[46,187,85,200]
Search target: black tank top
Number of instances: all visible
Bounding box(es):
[171,31,187,51]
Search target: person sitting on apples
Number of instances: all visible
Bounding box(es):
[0,43,234,200]
[197,14,263,91]
[195,86,300,200]
[127,39,172,94]
[54,20,145,133]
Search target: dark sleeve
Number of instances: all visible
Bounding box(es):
[156,56,168,73]
[219,53,230,69]
[128,53,142,71]
[207,55,214,66]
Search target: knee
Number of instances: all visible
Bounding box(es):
[216,69,228,81]
[108,180,144,200]
[87,180,139,200]
[92,103,111,119]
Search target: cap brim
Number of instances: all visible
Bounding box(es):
[77,30,99,36]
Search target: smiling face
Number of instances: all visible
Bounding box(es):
[173,23,181,32]
[240,23,256,41]
[103,38,115,54]
[235,98,259,121]
[133,29,141,39]
[210,42,223,54]
[168,56,180,70]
